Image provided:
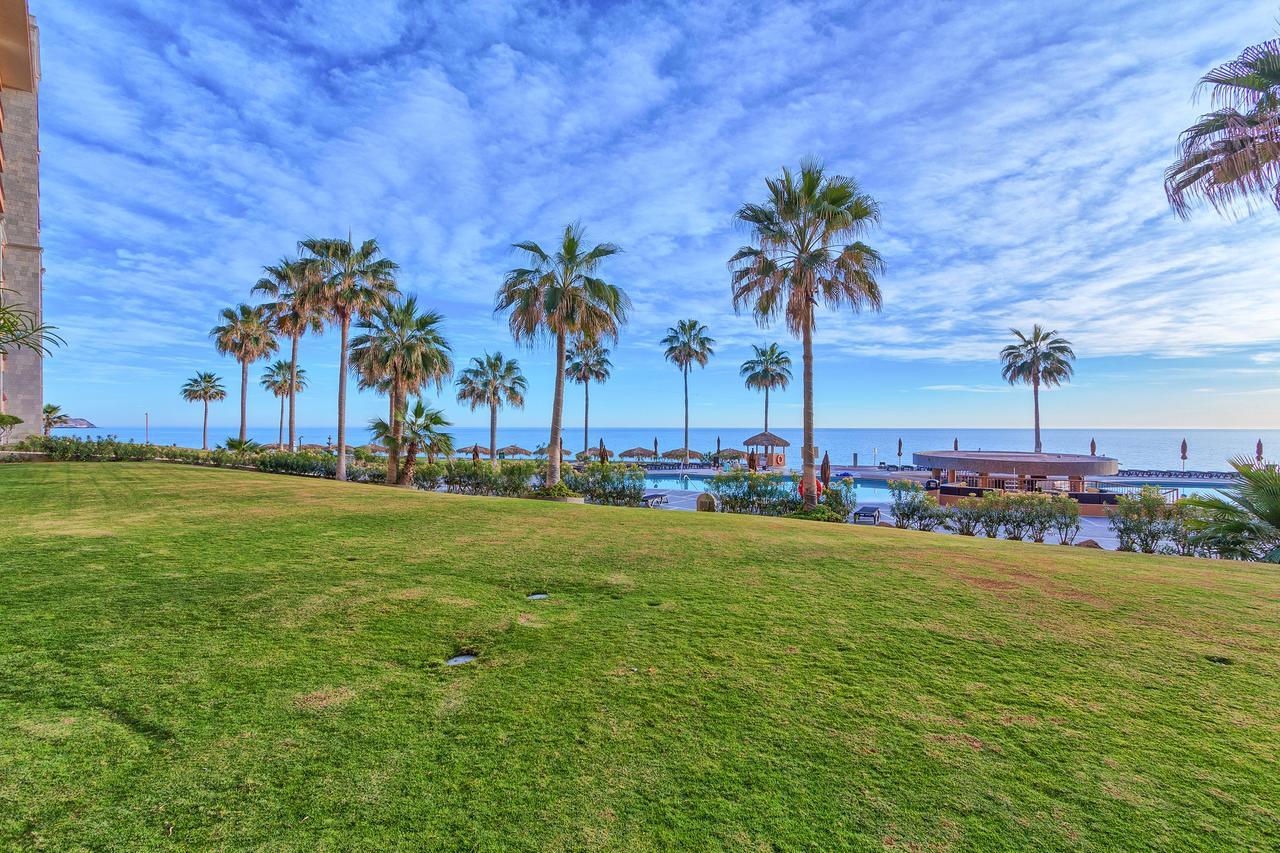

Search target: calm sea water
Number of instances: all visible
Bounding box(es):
[55,426,1279,472]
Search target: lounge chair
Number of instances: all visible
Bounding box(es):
[852,506,881,525]
[643,493,668,508]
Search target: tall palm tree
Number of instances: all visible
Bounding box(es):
[730,159,884,508]
[740,343,792,433]
[260,360,307,450]
[999,325,1075,453]
[495,223,629,486]
[298,235,398,481]
[565,342,611,452]
[351,296,452,484]
[1165,39,1280,219]
[180,372,226,451]
[41,403,69,436]
[372,399,452,484]
[252,258,324,450]
[661,320,715,464]
[456,352,527,471]
[210,304,278,443]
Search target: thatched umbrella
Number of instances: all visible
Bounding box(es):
[457,444,489,458]
[498,444,532,458]
[363,443,386,455]
[820,451,831,487]
[619,446,655,460]
[718,448,746,460]
[662,448,700,461]
[1180,438,1188,471]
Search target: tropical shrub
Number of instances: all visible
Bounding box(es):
[531,481,581,499]
[1108,487,1173,553]
[1050,495,1081,545]
[820,478,856,522]
[443,460,501,496]
[976,492,1006,538]
[410,462,445,491]
[944,497,985,536]
[0,414,21,444]
[889,480,941,530]
[786,505,845,523]
[564,463,646,507]
[1020,494,1056,544]
[705,470,802,516]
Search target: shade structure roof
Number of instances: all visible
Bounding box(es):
[717,448,747,459]
[662,448,702,459]
[618,446,656,458]
[497,444,533,456]
[743,431,790,447]
[535,445,574,458]
[456,444,490,456]
[576,448,614,459]
[912,450,1119,477]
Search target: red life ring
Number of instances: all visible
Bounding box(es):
[799,479,825,497]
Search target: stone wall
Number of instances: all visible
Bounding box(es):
[0,75,41,441]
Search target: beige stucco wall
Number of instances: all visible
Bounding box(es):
[0,17,38,442]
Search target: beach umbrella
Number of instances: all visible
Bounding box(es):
[897,437,903,462]
[472,445,481,463]
[498,444,532,457]
[1089,437,1096,456]
[1258,439,1265,464]
[653,437,659,458]
[598,437,608,465]
[953,437,959,451]
[716,436,722,461]
[719,448,746,460]
[747,449,758,471]
[820,451,831,487]
[1180,438,1188,471]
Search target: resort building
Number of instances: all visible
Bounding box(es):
[0,0,39,441]
[913,450,1125,516]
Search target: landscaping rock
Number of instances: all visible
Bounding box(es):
[1076,539,1103,549]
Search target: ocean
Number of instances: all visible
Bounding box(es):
[53,426,1280,472]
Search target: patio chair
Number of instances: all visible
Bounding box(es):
[852,506,881,525]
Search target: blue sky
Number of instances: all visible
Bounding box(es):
[37,0,1280,430]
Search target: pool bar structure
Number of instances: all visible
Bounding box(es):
[909,450,1162,516]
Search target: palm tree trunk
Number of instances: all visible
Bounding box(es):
[386,384,400,486]
[583,382,590,453]
[287,333,299,451]
[336,314,350,482]
[680,361,691,461]
[202,400,209,451]
[490,403,499,472]
[764,386,770,433]
[802,318,816,510]
[239,359,248,443]
[548,331,567,486]
[402,440,418,483]
[1032,376,1042,453]
[278,395,285,449]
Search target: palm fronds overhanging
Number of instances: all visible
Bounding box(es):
[1182,456,1280,561]
[1165,39,1280,218]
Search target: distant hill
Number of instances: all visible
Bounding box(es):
[55,418,96,429]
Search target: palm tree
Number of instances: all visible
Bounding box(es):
[565,342,611,452]
[180,372,226,450]
[298,235,398,481]
[252,258,324,450]
[661,320,715,464]
[730,159,884,508]
[260,360,307,449]
[373,399,452,484]
[456,352,526,471]
[740,343,792,433]
[41,403,69,435]
[495,223,629,486]
[351,296,452,484]
[210,304,278,443]
[999,325,1075,453]
[1183,457,1280,561]
[1165,39,1280,219]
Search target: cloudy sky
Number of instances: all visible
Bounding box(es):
[36,0,1280,430]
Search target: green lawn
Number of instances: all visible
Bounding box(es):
[2,463,1278,849]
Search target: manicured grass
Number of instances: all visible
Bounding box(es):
[2,463,1278,849]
